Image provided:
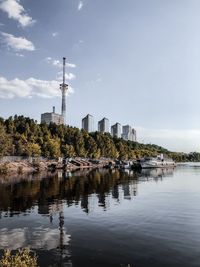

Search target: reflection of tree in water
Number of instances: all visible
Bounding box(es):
[0,168,175,267]
[0,168,174,216]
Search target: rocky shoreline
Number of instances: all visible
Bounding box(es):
[0,158,111,176]
[0,161,48,175]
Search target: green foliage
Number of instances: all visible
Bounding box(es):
[0,115,199,161]
[43,138,61,158]
[62,144,76,158]
[0,124,12,156]
[25,143,41,157]
[0,248,38,267]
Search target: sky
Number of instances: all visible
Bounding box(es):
[0,0,200,152]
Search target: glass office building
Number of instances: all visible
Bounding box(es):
[111,123,121,138]
[98,118,109,133]
[122,125,137,141]
[82,114,94,132]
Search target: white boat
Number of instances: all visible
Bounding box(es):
[140,154,176,169]
[121,161,133,169]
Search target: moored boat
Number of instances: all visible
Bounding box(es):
[140,154,176,169]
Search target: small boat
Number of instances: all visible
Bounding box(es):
[121,161,133,169]
[140,154,176,169]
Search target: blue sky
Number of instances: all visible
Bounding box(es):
[0,0,200,152]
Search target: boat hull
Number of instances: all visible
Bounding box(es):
[141,162,176,169]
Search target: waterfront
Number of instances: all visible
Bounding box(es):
[0,165,200,267]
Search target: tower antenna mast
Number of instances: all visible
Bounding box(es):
[60,57,68,124]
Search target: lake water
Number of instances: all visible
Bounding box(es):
[0,164,200,267]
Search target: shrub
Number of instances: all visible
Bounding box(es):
[0,248,38,267]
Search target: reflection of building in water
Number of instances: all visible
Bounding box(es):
[140,168,175,180]
[131,180,138,197]
[112,185,120,200]
[122,184,131,200]
[0,169,140,216]
[81,195,89,213]
[86,195,99,213]
[121,180,138,200]
[0,168,175,219]
[98,193,106,208]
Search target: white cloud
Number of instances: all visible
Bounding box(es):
[52,32,58,37]
[15,52,24,57]
[0,75,74,99]
[96,77,102,82]
[46,58,62,68]
[56,71,76,81]
[136,126,200,152]
[78,1,83,10]
[45,56,52,62]
[66,62,76,68]
[73,39,84,50]
[0,0,35,27]
[1,32,35,51]
[45,57,76,81]
[53,60,62,68]
[45,57,76,68]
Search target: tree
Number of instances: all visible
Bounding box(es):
[43,138,61,158]
[25,143,41,157]
[0,124,12,156]
[0,115,194,161]
[74,132,86,157]
[62,144,76,158]
[84,135,99,158]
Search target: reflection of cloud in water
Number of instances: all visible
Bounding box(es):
[0,227,70,250]
[0,228,26,249]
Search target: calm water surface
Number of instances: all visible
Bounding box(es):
[0,165,200,267]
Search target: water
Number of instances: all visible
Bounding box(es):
[0,165,200,267]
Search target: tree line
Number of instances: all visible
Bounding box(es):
[0,115,199,162]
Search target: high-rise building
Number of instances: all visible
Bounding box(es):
[98,117,109,133]
[82,114,94,132]
[41,106,64,125]
[122,125,137,141]
[122,125,132,141]
[132,128,137,142]
[111,123,121,138]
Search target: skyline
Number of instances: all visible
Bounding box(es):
[0,0,200,152]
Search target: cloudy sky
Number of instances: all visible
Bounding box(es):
[0,0,200,152]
